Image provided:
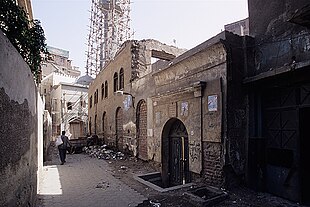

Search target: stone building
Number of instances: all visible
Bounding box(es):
[88,39,185,154]
[88,33,248,188]
[151,32,247,188]
[245,0,310,204]
[40,46,89,139]
[16,0,33,20]
[42,46,81,79]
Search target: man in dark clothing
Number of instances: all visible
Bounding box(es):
[58,131,71,165]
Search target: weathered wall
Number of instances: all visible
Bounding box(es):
[88,41,134,148]
[152,40,228,184]
[88,39,185,155]
[248,0,309,38]
[152,32,247,187]
[36,92,44,199]
[224,33,248,187]
[0,31,39,206]
[43,110,52,161]
[248,0,310,76]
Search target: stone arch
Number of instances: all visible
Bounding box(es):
[113,72,118,92]
[115,107,123,150]
[162,118,190,187]
[119,68,124,90]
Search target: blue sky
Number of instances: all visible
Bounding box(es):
[32,0,248,76]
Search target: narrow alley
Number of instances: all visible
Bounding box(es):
[37,145,303,207]
[37,147,146,207]
[2,1,310,207]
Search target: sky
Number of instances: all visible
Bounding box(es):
[32,0,248,76]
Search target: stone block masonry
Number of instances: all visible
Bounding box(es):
[202,142,224,187]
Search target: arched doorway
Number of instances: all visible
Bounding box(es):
[162,118,190,187]
[137,100,147,160]
[115,107,123,150]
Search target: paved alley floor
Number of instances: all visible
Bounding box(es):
[37,148,146,207]
[38,145,306,207]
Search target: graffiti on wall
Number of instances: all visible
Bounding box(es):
[189,140,201,163]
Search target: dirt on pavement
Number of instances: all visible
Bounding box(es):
[95,150,303,207]
[44,144,306,207]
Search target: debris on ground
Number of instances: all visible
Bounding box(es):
[95,181,110,190]
[149,200,161,207]
[83,145,126,160]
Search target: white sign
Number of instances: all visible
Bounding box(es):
[208,95,218,112]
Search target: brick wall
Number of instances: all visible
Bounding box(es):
[137,100,147,160]
[202,142,224,187]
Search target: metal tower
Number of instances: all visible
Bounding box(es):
[85,0,131,77]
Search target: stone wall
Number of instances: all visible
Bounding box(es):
[88,39,184,155]
[248,0,309,39]
[43,110,52,162]
[202,142,224,186]
[152,38,228,184]
[0,31,42,206]
[248,0,310,76]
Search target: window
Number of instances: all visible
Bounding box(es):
[67,102,73,110]
[89,96,92,108]
[104,81,108,98]
[113,72,118,92]
[101,83,104,99]
[119,68,124,90]
[94,89,99,104]
[52,98,57,111]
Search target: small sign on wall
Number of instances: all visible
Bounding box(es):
[181,101,188,116]
[208,95,218,112]
[123,96,132,111]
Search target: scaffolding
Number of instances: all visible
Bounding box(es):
[85,0,131,77]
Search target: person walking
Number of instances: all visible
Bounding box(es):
[58,131,71,165]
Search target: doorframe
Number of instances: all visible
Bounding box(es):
[161,118,190,187]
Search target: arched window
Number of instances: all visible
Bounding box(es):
[101,83,104,99]
[89,95,93,108]
[95,89,99,104]
[119,68,124,90]
[113,72,118,92]
[104,81,108,98]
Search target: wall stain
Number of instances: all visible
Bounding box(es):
[0,87,34,171]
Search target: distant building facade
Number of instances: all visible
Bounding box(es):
[40,46,89,139]
[42,46,81,79]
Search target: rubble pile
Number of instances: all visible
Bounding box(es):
[83,145,126,160]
